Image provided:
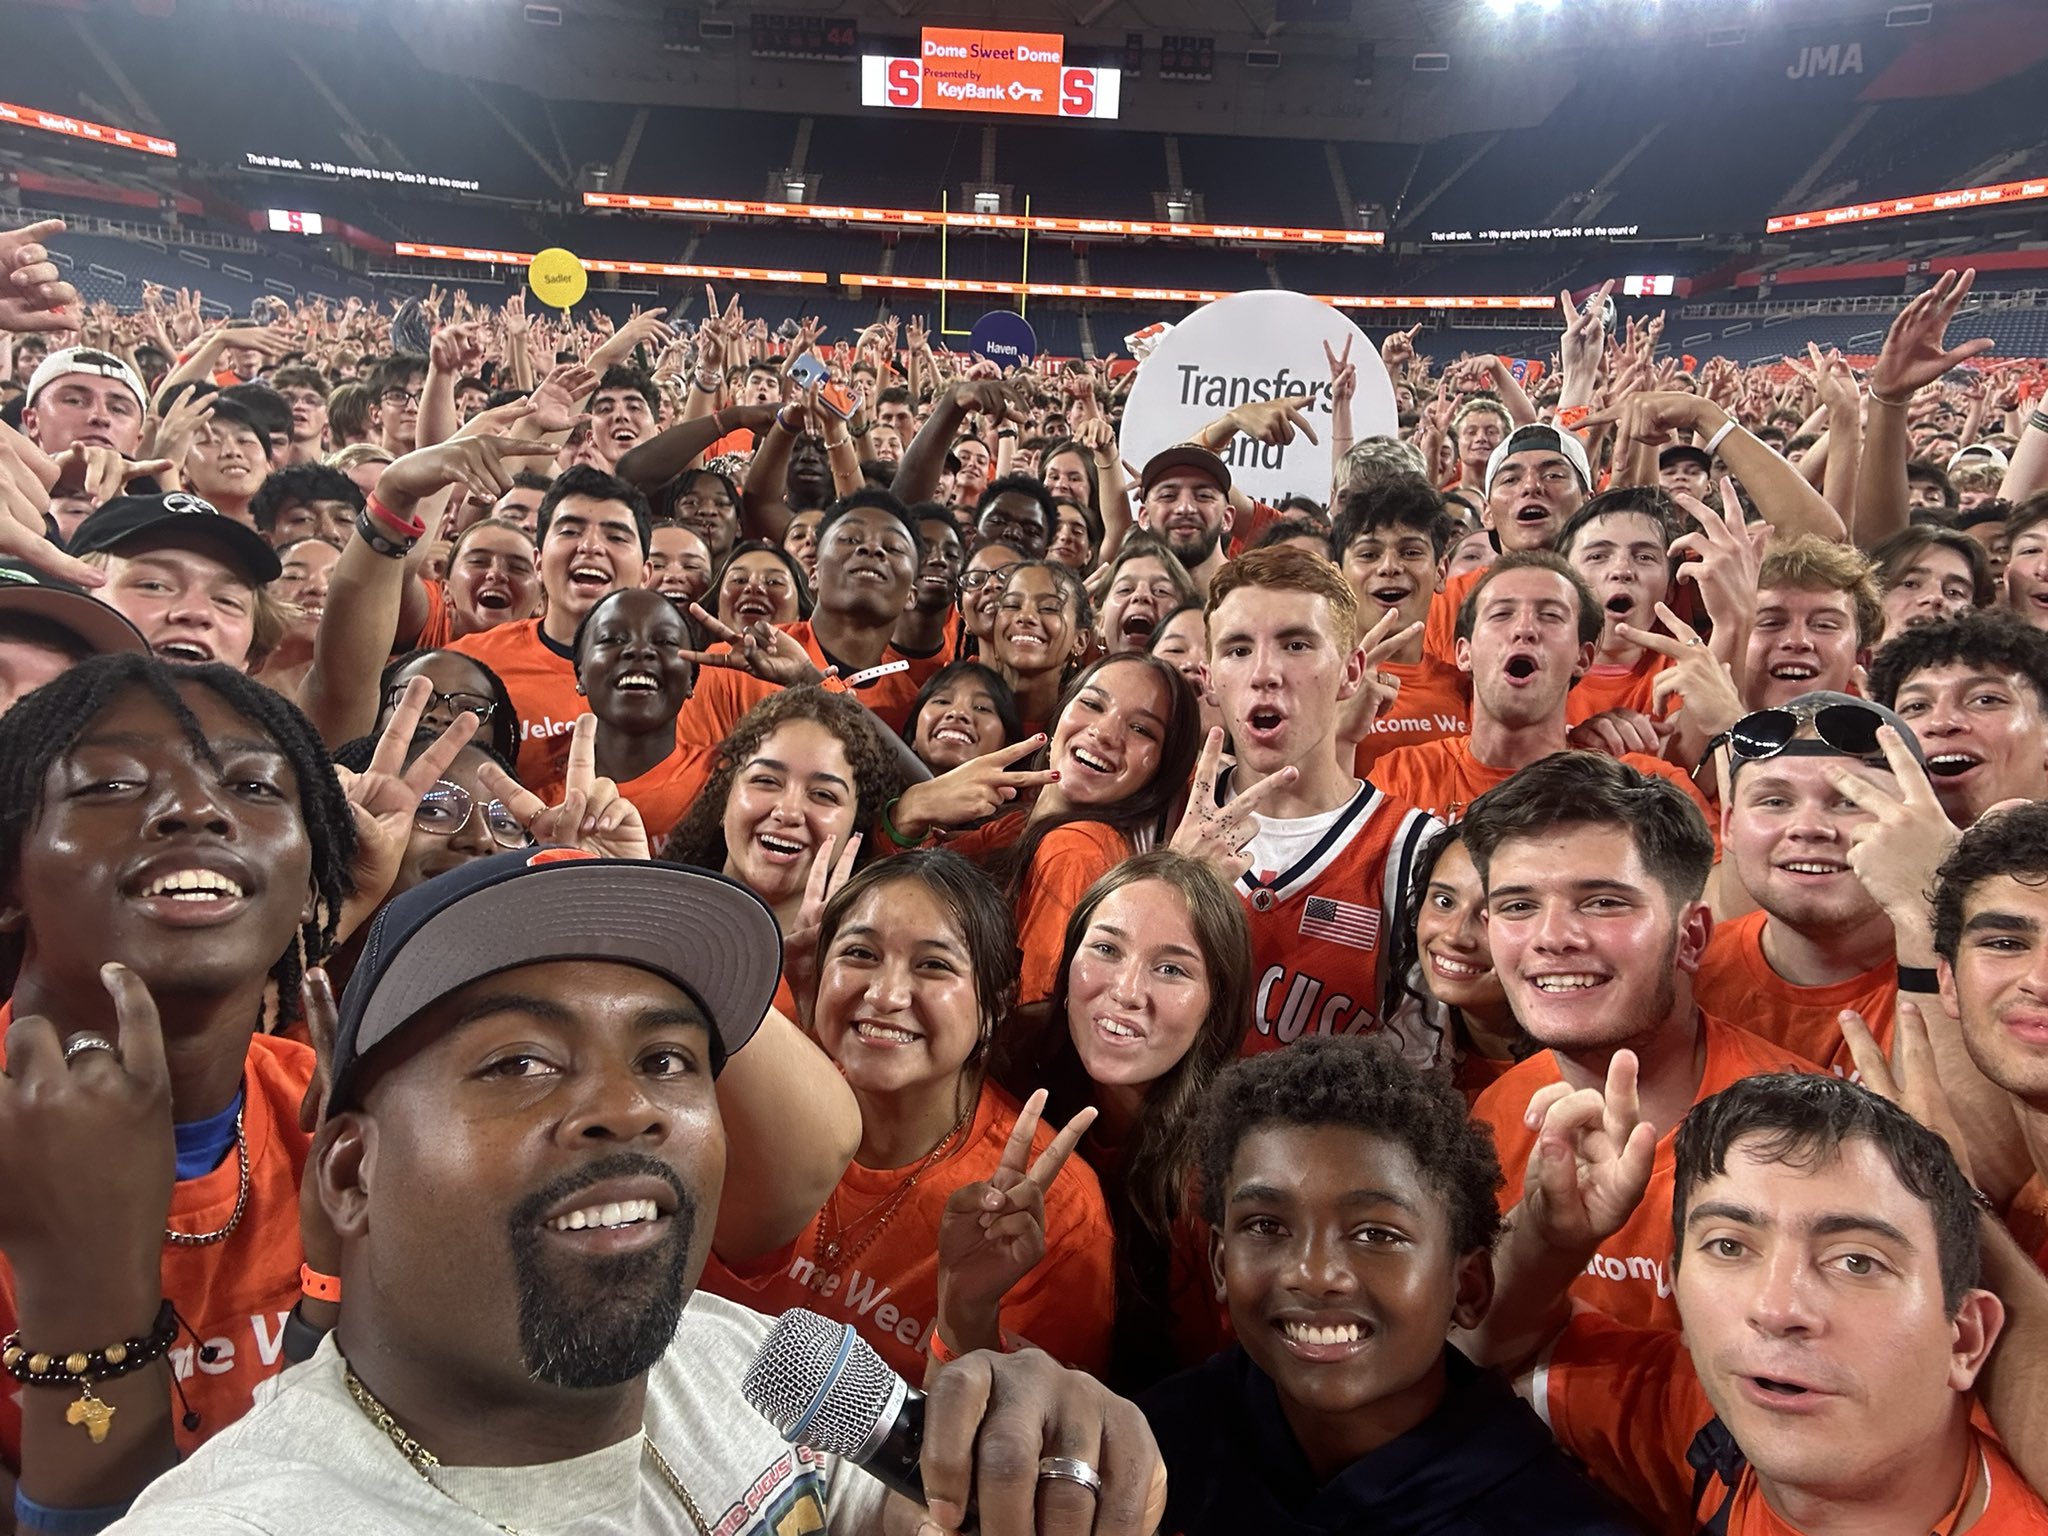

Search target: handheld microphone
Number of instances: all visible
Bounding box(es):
[741,1309,972,1525]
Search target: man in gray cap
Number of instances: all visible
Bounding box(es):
[104,847,1165,1535]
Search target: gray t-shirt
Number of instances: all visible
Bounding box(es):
[106,1292,892,1535]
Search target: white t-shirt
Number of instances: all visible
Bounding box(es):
[107,1292,893,1535]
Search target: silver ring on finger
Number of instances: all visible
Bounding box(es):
[63,1033,119,1065]
[1036,1456,1103,1496]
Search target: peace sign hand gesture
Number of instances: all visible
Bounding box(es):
[891,734,1057,843]
[1170,727,1298,881]
[1324,335,1357,403]
[782,831,862,1029]
[1820,725,1969,946]
[479,714,650,861]
[934,1089,1099,1357]
[682,602,830,687]
[331,676,481,937]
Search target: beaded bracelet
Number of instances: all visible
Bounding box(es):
[2,1299,177,1444]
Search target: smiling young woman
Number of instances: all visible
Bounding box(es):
[698,851,1115,1382]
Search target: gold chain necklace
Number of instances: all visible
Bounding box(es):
[341,1359,711,1535]
[164,1107,247,1247]
[814,1103,975,1275]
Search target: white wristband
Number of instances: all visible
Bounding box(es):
[1701,418,1739,457]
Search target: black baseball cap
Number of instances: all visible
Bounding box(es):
[1659,443,1714,474]
[1139,444,1231,499]
[0,560,148,656]
[327,848,783,1113]
[69,493,284,584]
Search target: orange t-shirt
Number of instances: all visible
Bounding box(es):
[1474,1013,1820,1331]
[447,618,585,789]
[0,1024,314,1469]
[1539,1311,2048,1535]
[406,576,455,652]
[699,1080,1116,1382]
[1692,908,1896,1076]
[1566,652,1673,727]
[945,812,1131,1005]
[783,621,947,737]
[1369,733,1713,828]
[1422,565,1486,665]
[1352,655,1471,774]
[536,735,716,851]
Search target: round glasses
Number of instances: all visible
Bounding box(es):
[414,780,532,849]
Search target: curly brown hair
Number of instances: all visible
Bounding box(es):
[664,684,902,879]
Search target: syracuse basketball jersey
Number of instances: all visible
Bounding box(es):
[1229,776,1440,1063]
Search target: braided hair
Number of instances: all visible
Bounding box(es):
[0,655,358,1023]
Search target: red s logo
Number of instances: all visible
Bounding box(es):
[886,58,920,108]
[1060,68,1094,117]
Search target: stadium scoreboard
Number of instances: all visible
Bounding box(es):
[861,28,1121,119]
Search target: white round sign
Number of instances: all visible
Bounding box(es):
[1117,290,1397,505]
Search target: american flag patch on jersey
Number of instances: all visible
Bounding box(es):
[1299,895,1380,950]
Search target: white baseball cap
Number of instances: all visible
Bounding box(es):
[1484,424,1593,497]
[25,347,149,414]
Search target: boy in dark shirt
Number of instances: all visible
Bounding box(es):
[1140,1038,1637,1535]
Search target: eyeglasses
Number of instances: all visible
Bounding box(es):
[381,388,423,407]
[385,684,496,722]
[414,780,532,849]
[1701,699,1891,773]
[959,564,1021,592]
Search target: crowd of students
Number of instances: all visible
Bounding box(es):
[5,212,2048,1532]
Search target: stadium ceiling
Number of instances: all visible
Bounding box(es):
[609,0,1971,46]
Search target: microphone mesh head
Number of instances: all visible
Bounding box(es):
[741,1308,899,1457]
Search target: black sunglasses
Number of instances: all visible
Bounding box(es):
[1700,700,1891,773]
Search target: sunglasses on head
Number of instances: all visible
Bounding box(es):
[1700,699,1891,774]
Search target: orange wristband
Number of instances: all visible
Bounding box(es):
[927,1326,961,1364]
[299,1264,342,1305]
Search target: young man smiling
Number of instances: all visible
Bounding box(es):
[1140,1038,1635,1536]
[1868,611,2048,828]
[449,465,651,786]
[1461,753,1817,1329]
[1328,475,1468,772]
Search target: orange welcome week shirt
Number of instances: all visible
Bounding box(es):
[1566,651,1673,726]
[699,1080,1116,1383]
[1369,734,1713,828]
[1473,1013,1819,1332]
[1351,655,1471,774]
[0,1021,313,1470]
[1538,1312,2048,1536]
[447,618,586,788]
[1692,909,1896,1076]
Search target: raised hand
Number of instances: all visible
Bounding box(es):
[782,831,862,1028]
[0,217,82,333]
[1629,601,1746,747]
[934,1089,1098,1355]
[1170,727,1298,880]
[479,714,651,861]
[1334,609,1421,745]
[1380,322,1422,372]
[1519,1048,1656,1250]
[374,431,560,518]
[1225,394,1319,447]
[429,320,487,377]
[892,736,1057,842]
[330,677,482,928]
[1869,268,1995,404]
[1323,335,1357,404]
[1667,481,1762,670]
[522,361,601,434]
[1558,278,1616,384]
[0,963,175,1330]
[1821,725,1961,941]
[682,602,829,687]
